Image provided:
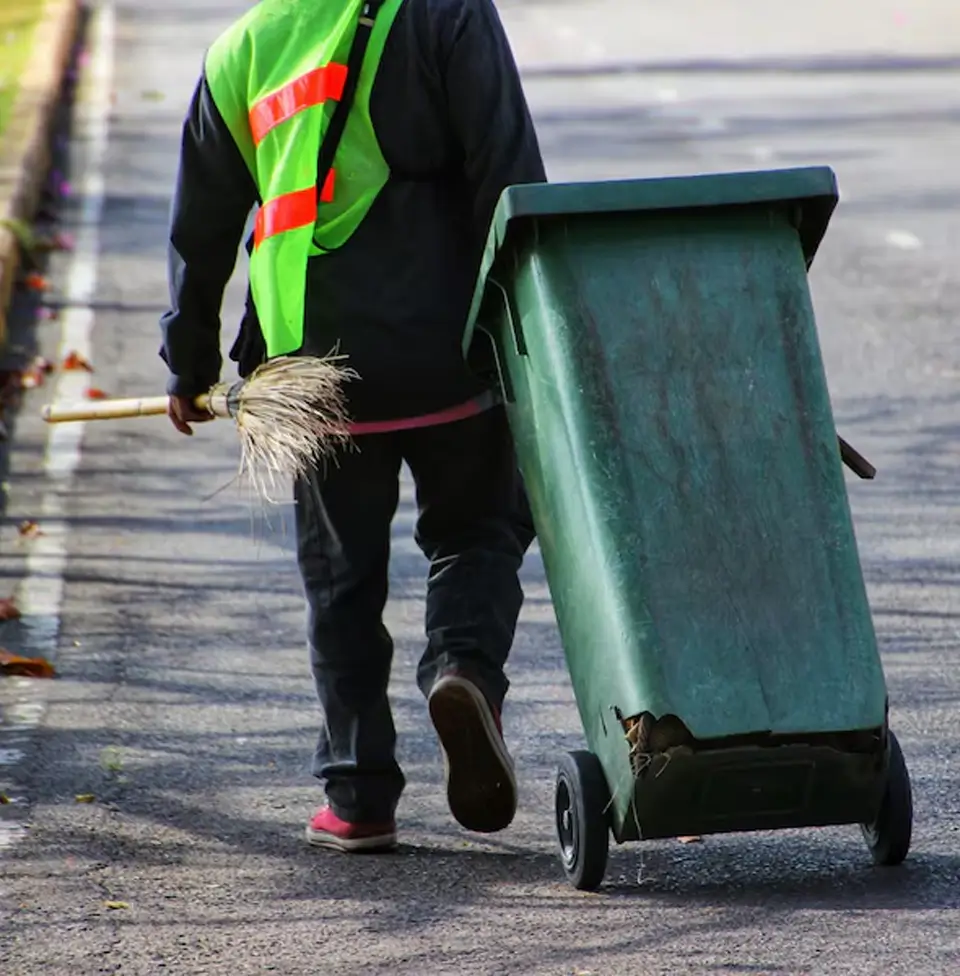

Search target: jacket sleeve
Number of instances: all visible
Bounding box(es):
[439,0,547,248]
[159,74,258,398]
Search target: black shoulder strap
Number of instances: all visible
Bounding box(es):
[314,0,385,249]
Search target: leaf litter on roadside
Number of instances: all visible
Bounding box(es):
[62,350,94,372]
[23,273,50,293]
[0,649,56,679]
[18,520,43,539]
[0,352,94,409]
[19,356,54,390]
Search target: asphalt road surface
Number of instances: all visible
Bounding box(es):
[1,1,958,973]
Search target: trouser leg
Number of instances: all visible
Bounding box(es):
[403,407,533,711]
[293,437,404,822]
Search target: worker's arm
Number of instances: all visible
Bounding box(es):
[159,74,258,400]
[440,0,547,248]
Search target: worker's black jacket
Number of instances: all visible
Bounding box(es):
[159,0,546,421]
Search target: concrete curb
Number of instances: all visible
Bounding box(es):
[0,0,81,347]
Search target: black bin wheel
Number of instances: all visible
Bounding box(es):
[861,730,913,866]
[555,750,611,891]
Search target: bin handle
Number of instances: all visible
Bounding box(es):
[487,278,527,357]
[838,435,876,479]
[475,324,516,404]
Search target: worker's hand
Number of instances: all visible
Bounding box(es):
[167,395,213,436]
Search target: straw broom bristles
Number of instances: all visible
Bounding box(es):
[218,354,357,502]
[40,353,358,503]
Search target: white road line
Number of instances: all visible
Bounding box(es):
[885,230,922,250]
[0,1,114,855]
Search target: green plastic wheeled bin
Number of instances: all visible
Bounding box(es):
[463,167,912,890]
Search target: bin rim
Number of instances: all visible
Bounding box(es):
[463,165,839,356]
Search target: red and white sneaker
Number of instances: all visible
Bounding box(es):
[428,673,517,833]
[304,806,397,853]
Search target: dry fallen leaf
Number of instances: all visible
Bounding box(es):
[62,350,94,372]
[677,835,703,845]
[0,794,10,805]
[104,901,130,911]
[18,520,42,539]
[0,598,21,621]
[23,273,49,292]
[18,357,54,390]
[85,387,109,400]
[19,366,45,390]
[0,649,56,679]
[75,794,96,804]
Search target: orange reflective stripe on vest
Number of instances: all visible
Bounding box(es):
[248,63,349,145]
[254,171,336,248]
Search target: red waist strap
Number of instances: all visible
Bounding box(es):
[347,392,498,436]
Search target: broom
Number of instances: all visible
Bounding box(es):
[41,355,356,501]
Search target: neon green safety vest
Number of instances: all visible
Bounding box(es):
[204,0,405,357]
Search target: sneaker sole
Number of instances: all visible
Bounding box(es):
[304,826,397,853]
[428,675,517,833]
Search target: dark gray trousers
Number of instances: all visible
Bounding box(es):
[293,406,534,822]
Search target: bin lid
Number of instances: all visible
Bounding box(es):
[465,166,838,350]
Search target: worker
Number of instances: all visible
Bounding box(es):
[158,0,546,852]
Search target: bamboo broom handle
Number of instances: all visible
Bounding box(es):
[41,393,221,423]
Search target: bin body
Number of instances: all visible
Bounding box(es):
[464,168,889,839]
